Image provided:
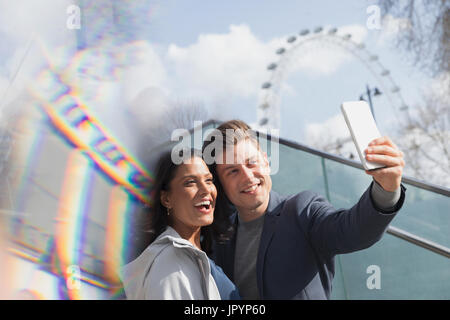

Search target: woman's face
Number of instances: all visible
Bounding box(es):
[161,156,217,231]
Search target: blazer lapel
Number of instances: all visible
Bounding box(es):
[256,191,284,298]
[222,212,238,281]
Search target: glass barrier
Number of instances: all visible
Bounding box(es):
[324,158,450,247]
[264,135,450,299]
[331,233,450,299]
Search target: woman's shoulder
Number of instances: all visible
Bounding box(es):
[144,235,206,299]
[148,228,202,274]
[121,228,185,278]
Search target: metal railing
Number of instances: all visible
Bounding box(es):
[200,119,450,259]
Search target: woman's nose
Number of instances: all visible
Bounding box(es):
[198,180,214,196]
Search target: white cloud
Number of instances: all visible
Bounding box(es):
[153,23,370,111]
[0,0,74,48]
[0,0,76,116]
[119,42,170,103]
[0,39,49,115]
[304,113,357,156]
[127,86,170,128]
[166,24,273,99]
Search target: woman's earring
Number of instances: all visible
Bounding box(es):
[167,207,171,216]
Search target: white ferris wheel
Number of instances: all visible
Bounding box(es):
[256,26,411,137]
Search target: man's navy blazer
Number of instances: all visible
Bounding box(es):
[212,182,406,299]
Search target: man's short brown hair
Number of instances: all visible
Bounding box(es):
[201,119,259,241]
[201,119,259,165]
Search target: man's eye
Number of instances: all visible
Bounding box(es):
[185,180,195,185]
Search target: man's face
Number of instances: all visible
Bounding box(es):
[216,139,272,217]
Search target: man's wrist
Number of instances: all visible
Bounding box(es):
[370,179,401,211]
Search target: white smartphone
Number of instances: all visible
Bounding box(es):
[341,101,386,170]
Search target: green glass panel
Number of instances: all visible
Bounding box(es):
[323,158,449,247]
[335,233,450,299]
[322,158,373,207]
[388,185,449,247]
[269,142,327,197]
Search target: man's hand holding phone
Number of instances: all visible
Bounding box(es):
[364,136,405,192]
[341,101,405,192]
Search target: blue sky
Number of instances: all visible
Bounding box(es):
[0,0,435,149]
[137,0,430,144]
[149,1,371,45]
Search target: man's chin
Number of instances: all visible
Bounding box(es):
[239,198,264,211]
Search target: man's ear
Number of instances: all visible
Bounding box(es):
[160,190,171,209]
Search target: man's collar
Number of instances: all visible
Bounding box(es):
[230,190,286,223]
[265,190,285,216]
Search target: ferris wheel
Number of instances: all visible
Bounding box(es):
[257,26,410,133]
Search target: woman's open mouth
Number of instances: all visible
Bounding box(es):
[194,200,213,214]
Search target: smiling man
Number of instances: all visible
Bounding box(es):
[202,119,406,300]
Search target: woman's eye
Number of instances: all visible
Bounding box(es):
[185,180,195,185]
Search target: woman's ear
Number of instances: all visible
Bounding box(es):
[160,190,171,209]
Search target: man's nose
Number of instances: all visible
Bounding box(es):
[240,165,255,182]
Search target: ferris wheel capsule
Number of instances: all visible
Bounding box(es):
[314,26,323,33]
[343,34,352,40]
[328,27,338,34]
[276,48,286,54]
[259,118,269,125]
[287,36,296,43]
[267,63,277,70]
[357,43,365,49]
[299,29,310,36]
[262,82,272,89]
[381,70,390,76]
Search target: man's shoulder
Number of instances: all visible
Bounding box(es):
[268,190,318,212]
[279,189,326,210]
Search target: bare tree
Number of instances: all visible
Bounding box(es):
[378,0,450,188]
[395,74,450,187]
[130,95,210,169]
[379,0,450,76]
[158,98,210,139]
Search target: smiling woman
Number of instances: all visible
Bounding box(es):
[119,149,240,300]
